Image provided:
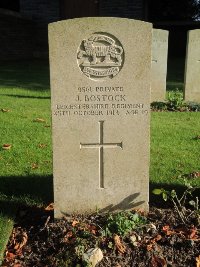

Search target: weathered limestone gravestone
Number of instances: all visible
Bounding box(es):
[49,18,152,218]
[184,29,200,102]
[151,29,169,102]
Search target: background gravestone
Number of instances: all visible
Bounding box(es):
[151,29,169,102]
[49,17,152,218]
[184,29,200,102]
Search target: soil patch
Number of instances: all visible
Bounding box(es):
[2,205,200,267]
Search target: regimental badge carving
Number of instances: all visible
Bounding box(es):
[77,33,124,80]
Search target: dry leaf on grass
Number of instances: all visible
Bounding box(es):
[2,144,12,150]
[38,143,47,148]
[33,118,46,123]
[1,108,11,112]
[113,234,126,254]
[31,163,39,169]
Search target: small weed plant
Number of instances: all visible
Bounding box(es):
[167,89,186,111]
[102,211,146,237]
[151,101,167,111]
[150,89,200,112]
[153,179,200,224]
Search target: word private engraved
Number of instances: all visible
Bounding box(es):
[77,33,124,80]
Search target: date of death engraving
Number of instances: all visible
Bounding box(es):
[54,103,148,117]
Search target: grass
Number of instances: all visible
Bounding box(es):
[0,210,15,262]
[151,112,200,187]
[0,59,200,262]
[0,60,52,263]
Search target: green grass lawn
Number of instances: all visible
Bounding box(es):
[0,60,200,262]
[151,112,200,186]
[0,61,52,263]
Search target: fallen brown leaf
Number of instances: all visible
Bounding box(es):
[62,231,74,243]
[87,224,97,235]
[66,231,73,238]
[2,144,12,150]
[113,234,126,254]
[33,118,46,123]
[133,208,147,216]
[196,255,200,267]
[154,235,162,242]
[13,231,28,251]
[31,163,39,169]
[145,234,162,251]
[6,251,15,260]
[1,108,11,112]
[38,143,47,148]
[162,225,174,236]
[45,203,54,211]
[72,220,79,227]
[150,254,167,267]
[188,227,197,239]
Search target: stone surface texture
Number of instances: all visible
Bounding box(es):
[151,29,169,102]
[83,248,103,266]
[184,29,200,102]
[49,17,152,217]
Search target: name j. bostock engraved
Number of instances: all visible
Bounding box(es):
[75,94,126,102]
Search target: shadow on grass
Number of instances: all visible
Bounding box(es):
[0,60,50,91]
[0,94,50,99]
[0,175,53,217]
[1,177,199,216]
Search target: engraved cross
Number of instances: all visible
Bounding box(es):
[80,121,123,189]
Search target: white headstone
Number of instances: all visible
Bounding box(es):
[184,29,200,102]
[151,29,169,102]
[49,17,152,218]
